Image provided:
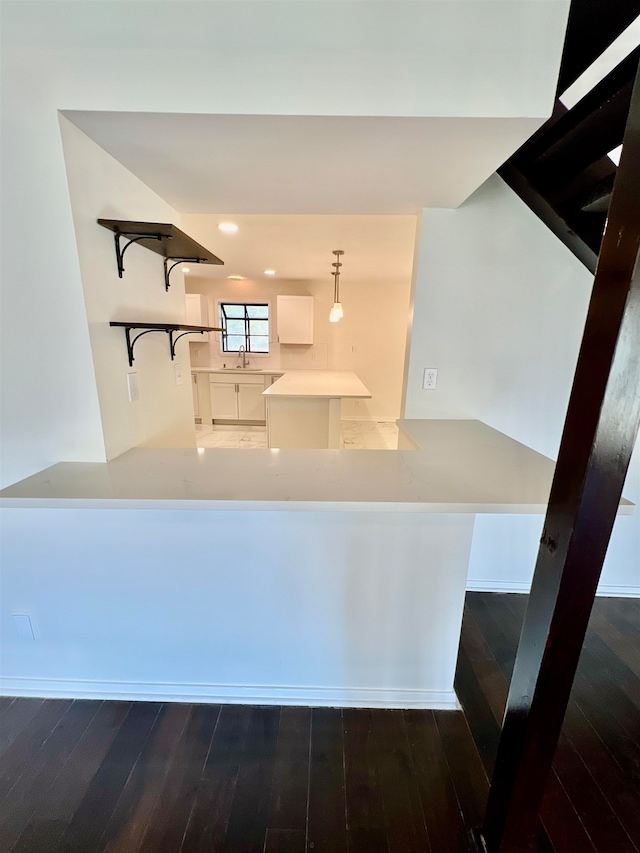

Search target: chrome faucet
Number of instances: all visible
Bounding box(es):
[237,345,248,368]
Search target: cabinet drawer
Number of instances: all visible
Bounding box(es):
[235,373,264,385]
[210,373,264,385]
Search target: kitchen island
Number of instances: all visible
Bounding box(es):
[263,370,371,448]
[0,420,633,710]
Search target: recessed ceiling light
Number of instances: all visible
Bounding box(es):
[182,267,190,273]
[264,270,276,276]
[227,275,246,280]
[218,222,239,234]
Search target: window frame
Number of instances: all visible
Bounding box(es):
[217,300,270,356]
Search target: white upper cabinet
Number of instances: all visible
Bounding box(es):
[276,295,314,345]
[185,293,209,327]
[185,294,210,345]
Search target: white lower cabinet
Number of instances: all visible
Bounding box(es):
[210,374,266,422]
[237,383,265,421]
[210,381,239,420]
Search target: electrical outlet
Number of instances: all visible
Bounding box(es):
[423,368,438,390]
[174,363,183,385]
[12,613,36,640]
[127,372,140,402]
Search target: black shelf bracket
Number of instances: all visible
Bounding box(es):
[169,329,207,358]
[122,327,165,367]
[163,257,205,291]
[114,232,164,278]
[110,321,222,367]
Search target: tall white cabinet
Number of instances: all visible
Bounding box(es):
[276,296,314,344]
[185,294,210,342]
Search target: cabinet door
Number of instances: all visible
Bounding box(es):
[192,374,200,418]
[185,294,210,343]
[237,383,265,421]
[276,295,314,344]
[210,382,238,420]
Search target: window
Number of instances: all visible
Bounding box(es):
[219,302,269,353]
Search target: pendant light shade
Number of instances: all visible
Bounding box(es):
[329,249,344,322]
[329,301,344,322]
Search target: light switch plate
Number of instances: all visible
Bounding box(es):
[127,372,140,402]
[423,368,438,390]
[174,363,183,385]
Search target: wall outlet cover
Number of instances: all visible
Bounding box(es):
[423,368,438,390]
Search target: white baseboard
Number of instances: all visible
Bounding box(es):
[0,677,459,710]
[467,579,640,598]
[467,579,530,593]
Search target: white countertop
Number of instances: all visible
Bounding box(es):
[4,419,630,515]
[263,370,371,398]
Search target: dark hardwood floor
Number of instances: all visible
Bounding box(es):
[0,593,638,853]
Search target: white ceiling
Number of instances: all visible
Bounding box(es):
[65,111,543,214]
[180,214,417,284]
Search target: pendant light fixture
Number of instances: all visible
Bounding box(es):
[329,249,344,322]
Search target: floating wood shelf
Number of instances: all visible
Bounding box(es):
[98,219,224,289]
[110,322,223,366]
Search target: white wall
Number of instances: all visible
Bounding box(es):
[60,118,196,459]
[403,174,640,595]
[0,507,473,709]
[1,0,568,487]
[186,274,411,421]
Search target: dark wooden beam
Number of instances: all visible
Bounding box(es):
[480,59,640,853]
[497,164,598,273]
[531,48,638,187]
[556,0,640,95]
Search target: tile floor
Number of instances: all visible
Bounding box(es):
[195,420,399,450]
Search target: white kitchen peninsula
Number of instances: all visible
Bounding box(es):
[264,370,371,448]
[1,421,633,709]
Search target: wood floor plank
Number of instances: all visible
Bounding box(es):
[404,710,466,853]
[432,711,488,833]
[0,700,101,853]
[343,708,387,853]
[465,595,517,679]
[100,702,192,853]
[582,631,640,711]
[222,705,281,853]
[588,609,640,679]
[137,703,220,853]
[538,771,598,853]
[267,706,310,834]
[453,644,500,778]
[475,594,595,853]
[264,828,306,853]
[10,701,131,853]
[569,669,640,790]
[0,698,45,756]
[307,707,348,853]
[551,728,638,853]
[458,607,508,724]
[562,701,640,849]
[370,709,431,853]
[180,704,252,853]
[0,699,73,801]
[53,702,162,853]
[0,697,15,716]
